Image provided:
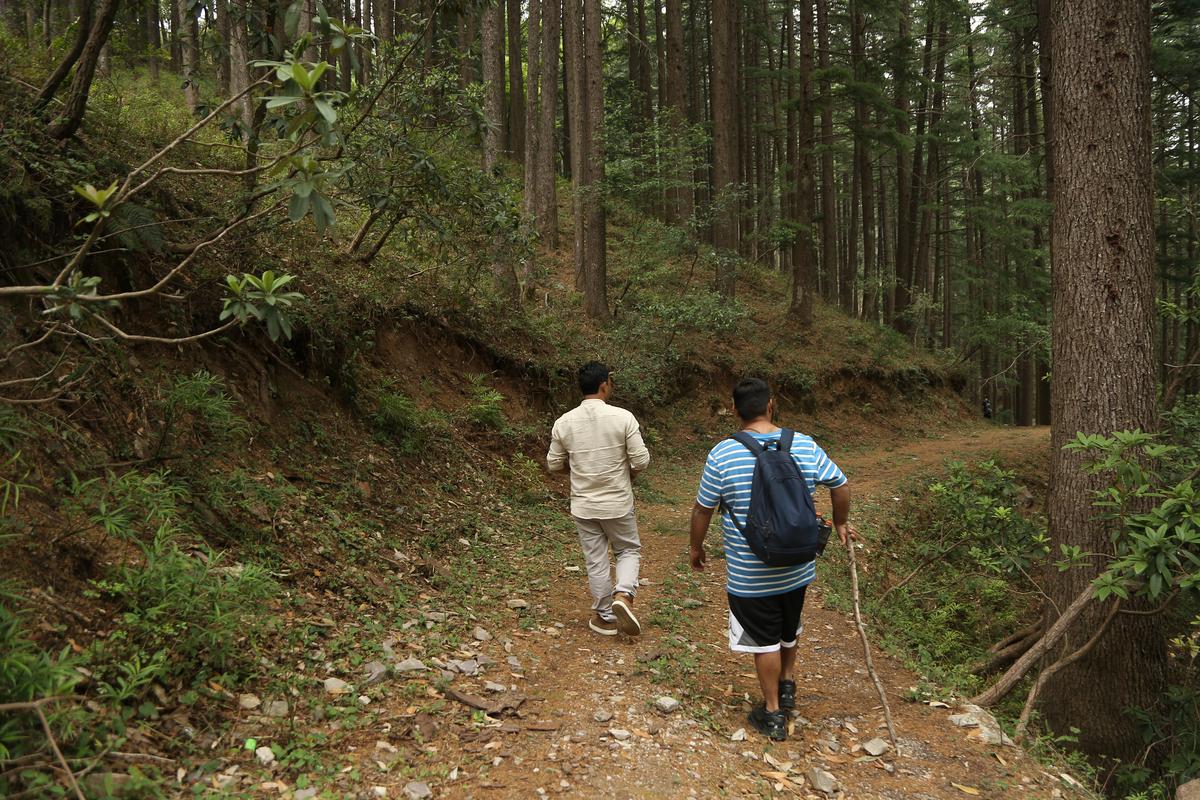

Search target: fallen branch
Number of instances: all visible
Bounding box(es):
[970,620,1044,677]
[1015,599,1120,742]
[845,537,899,755]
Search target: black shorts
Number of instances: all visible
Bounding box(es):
[727,586,808,653]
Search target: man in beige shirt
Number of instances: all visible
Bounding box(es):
[547,362,650,636]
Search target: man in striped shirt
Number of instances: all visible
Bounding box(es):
[689,378,856,741]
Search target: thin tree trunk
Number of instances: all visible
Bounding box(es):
[537,0,560,248]
[147,0,161,79]
[178,0,199,111]
[34,0,93,110]
[711,0,740,295]
[789,0,816,324]
[507,0,525,160]
[817,0,836,306]
[47,0,120,139]
[217,0,232,94]
[665,0,691,224]
[582,0,607,318]
[483,0,518,300]
[229,0,254,138]
[892,0,913,333]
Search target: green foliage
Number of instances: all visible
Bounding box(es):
[94,524,276,682]
[161,370,249,456]
[463,375,507,432]
[0,586,83,762]
[824,462,1048,690]
[1065,431,1200,602]
[373,391,445,454]
[221,271,305,341]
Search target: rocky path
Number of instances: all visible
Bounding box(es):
[368,425,1077,800]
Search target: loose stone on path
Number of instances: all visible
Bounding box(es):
[654,696,681,713]
[403,781,433,800]
[807,767,839,795]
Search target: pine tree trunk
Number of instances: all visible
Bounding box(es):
[178,0,199,111]
[582,0,608,318]
[537,0,560,248]
[47,0,119,139]
[565,0,587,277]
[483,0,519,299]
[147,0,161,79]
[34,0,92,110]
[524,0,544,234]
[665,0,691,224]
[711,0,740,296]
[817,0,836,305]
[483,2,505,173]
[892,0,913,334]
[1041,0,1166,759]
[789,0,815,324]
[229,0,254,138]
[507,0,525,160]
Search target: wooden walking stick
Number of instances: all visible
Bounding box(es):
[844,532,899,755]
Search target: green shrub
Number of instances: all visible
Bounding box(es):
[0,586,83,763]
[374,391,442,453]
[464,375,507,432]
[160,370,249,457]
[94,525,276,682]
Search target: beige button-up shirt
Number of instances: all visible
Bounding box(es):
[546,399,651,519]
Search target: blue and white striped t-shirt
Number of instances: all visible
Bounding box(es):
[696,430,847,598]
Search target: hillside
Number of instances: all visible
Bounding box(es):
[3,3,1197,797]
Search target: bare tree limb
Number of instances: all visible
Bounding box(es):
[1015,600,1120,742]
[970,582,1095,707]
[90,316,239,345]
[0,698,85,800]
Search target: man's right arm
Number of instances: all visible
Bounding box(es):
[546,421,568,473]
[626,415,650,475]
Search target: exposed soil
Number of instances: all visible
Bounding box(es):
[347,425,1070,799]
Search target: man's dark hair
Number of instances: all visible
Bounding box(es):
[733,378,771,421]
[579,362,611,395]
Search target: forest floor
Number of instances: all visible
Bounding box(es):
[278,424,1080,800]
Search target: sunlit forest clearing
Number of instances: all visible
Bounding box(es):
[1,1,1198,798]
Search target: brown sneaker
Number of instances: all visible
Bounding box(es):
[612,593,641,636]
[589,614,619,636]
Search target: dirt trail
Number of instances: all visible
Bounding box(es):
[421,426,1059,799]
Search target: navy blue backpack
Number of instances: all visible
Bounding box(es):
[724,429,829,567]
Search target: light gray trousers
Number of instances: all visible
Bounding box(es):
[573,509,641,622]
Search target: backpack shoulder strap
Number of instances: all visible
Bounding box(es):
[778,428,795,453]
[728,431,766,455]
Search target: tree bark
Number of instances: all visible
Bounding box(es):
[789,0,816,324]
[1041,0,1166,759]
[817,0,836,306]
[47,0,120,140]
[34,0,93,110]
[506,0,525,160]
[892,0,913,334]
[483,2,505,173]
[178,0,199,111]
[483,0,519,300]
[711,0,740,296]
[228,0,254,138]
[147,0,161,79]
[582,0,606,317]
[665,0,691,224]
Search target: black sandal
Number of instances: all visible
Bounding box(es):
[779,679,797,711]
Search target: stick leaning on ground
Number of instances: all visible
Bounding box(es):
[845,535,900,756]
